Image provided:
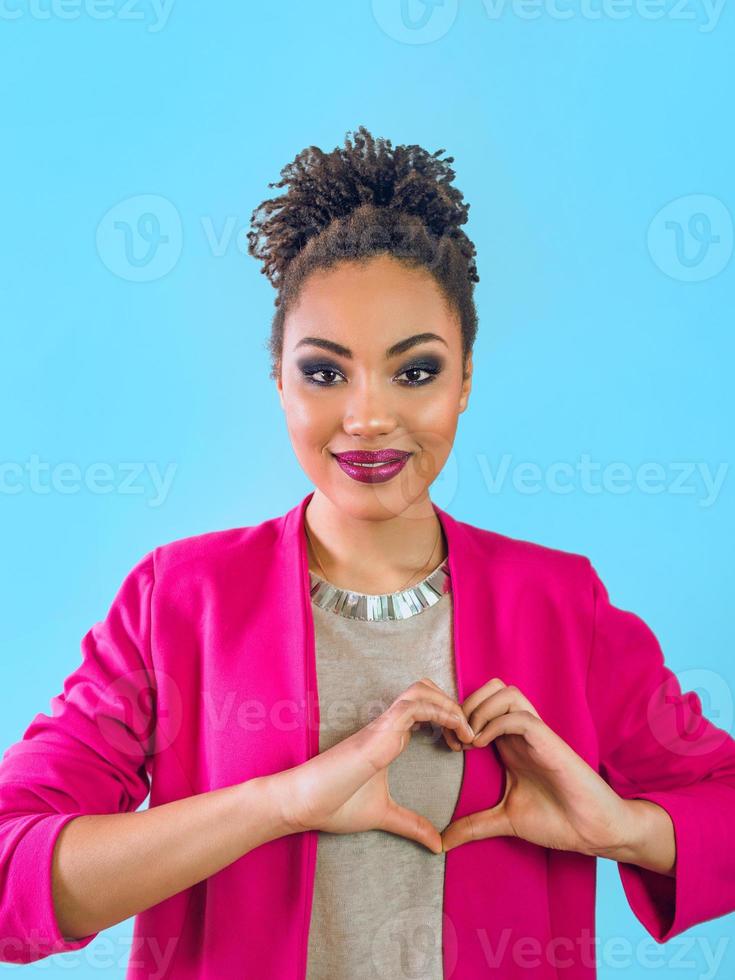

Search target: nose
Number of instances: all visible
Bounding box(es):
[341,377,399,439]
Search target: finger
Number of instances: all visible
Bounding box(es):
[362,698,474,772]
[419,677,474,752]
[460,676,508,722]
[418,677,478,748]
[418,677,452,699]
[443,727,463,751]
[416,679,475,750]
[381,800,443,854]
[419,678,487,752]
[400,685,475,744]
[442,726,474,751]
[442,725,478,751]
[413,679,475,741]
[390,698,475,745]
[467,685,541,743]
[472,709,541,748]
[441,802,515,851]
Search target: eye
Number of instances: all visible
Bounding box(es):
[301,366,347,387]
[396,364,440,386]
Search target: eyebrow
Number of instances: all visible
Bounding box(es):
[293,332,448,359]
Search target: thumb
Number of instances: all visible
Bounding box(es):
[379,800,443,855]
[441,803,514,852]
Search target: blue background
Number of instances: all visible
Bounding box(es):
[1,0,733,975]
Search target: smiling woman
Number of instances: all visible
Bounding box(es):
[247,125,479,594]
[1,127,734,980]
[274,253,473,594]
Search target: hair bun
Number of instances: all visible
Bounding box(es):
[247,125,478,292]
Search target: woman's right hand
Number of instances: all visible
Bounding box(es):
[273,679,476,854]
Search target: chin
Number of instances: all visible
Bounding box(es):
[325,480,434,522]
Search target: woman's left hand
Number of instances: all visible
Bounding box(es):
[440,677,637,856]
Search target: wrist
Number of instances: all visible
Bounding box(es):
[594,798,676,875]
[592,798,648,863]
[255,770,308,839]
[237,772,302,845]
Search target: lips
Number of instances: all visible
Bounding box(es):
[332,449,412,464]
[331,449,413,485]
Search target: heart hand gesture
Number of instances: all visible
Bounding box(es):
[276,679,476,854]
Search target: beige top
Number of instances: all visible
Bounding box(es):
[304,579,463,980]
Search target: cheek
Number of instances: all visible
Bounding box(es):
[405,393,459,482]
[413,387,461,442]
[283,386,318,427]
[283,390,334,446]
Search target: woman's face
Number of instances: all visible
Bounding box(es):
[276,253,472,521]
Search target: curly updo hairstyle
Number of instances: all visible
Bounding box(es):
[247,125,480,383]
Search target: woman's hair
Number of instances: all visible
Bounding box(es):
[247,125,480,382]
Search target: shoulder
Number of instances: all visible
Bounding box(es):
[448,512,594,594]
[147,511,286,581]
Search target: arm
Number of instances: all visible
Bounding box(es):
[0,550,290,962]
[585,561,735,942]
[50,773,291,940]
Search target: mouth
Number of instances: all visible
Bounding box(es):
[331,450,413,485]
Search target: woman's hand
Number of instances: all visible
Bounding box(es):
[441,678,638,857]
[275,679,476,854]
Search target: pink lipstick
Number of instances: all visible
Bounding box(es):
[331,449,412,485]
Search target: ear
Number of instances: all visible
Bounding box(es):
[459,353,473,413]
[275,365,285,410]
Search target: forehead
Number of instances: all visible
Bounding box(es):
[284,255,457,350]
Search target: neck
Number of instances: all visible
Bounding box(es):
[303,489,447,594]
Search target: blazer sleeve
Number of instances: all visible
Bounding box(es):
[585,560,735,943]
[0,551,157,963]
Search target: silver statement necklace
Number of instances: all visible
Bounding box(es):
[305,524,451,622]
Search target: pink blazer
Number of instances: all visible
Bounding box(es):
[1,490,734,978]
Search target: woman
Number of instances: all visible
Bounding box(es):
[1,127,734,979]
